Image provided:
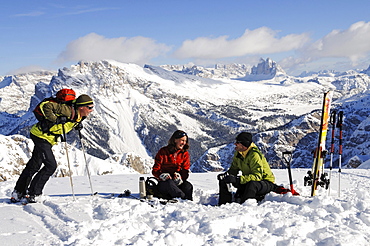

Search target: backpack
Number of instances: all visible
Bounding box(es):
[56,88,76,102]
[33,88,76,122]
[145,177,161,198]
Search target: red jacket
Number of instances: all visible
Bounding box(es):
[152,146,190,180]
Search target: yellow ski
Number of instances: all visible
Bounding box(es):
[310,91,333,196]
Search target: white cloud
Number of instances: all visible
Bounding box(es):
[56,33,171,65]
[13,11,45,17]
[173,27,310,59]
[9,65,50,75]
[302,21,370,65]
[57,7,119,16]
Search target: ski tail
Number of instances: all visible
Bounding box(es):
[311,91,333,196]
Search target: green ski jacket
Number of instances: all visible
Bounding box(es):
[228,143,275,184]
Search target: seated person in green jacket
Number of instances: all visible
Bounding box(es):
[218,132,278,205]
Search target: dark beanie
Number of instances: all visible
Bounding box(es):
[172,130,187,139]
[75,94,93,107]
[236,132,253,147]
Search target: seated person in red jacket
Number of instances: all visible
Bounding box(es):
[152,130,193,200]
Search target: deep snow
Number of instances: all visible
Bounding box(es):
[1,168,370,246]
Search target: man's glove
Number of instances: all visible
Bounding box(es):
[217,172,228,181]
[56,116,68,124]
[173,172,183,186]
[159,173,171,181]
[274,185,290,194]
[75,123,83,131]
[224,175,240,187]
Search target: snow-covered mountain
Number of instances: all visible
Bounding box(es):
[1,58,370,181]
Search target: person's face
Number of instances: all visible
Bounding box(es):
[174,136,187,150]
[234,141,248,152]
[78,104,94,117]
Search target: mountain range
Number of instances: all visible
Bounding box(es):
[1,58,370,181]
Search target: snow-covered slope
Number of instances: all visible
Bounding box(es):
[0,134,137,182]
[1,59,370,181]
[1,169,370,245]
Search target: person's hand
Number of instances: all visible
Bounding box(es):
[56,116,68,124]
[224,174,240,188]
[75,123,83,131]
[173,172,183,186]
[217,172,228,181]
[224,175,239,185]
[159,173,171,181]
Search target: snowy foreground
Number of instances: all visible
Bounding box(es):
[1,169,370,246]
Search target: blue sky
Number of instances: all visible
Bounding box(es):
[1,0,370,76]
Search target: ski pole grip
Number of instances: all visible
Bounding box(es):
[337,111,343,127]
[330,110,337,125]
[61,123,67,142]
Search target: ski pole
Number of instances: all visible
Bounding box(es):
[282,151,300,196]
[62,123,76,201]
[328,110,337,195]
[337,111,344,197]
[78,128,96,196]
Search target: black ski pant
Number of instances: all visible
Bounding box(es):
[157,179,193,200]
[218,179,276,205]
[14,133,57,196]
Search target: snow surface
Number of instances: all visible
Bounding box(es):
[1,169,370,245]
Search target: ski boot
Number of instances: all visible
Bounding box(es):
[10,190,23,203]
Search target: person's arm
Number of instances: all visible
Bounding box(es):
[152,148,165,178]
[179,151,190,180]
[227,152,240,176]
[239,151,264,184]
[41,102,59,123]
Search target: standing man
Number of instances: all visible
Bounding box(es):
[11,94,94,203]
[218,132,277,205]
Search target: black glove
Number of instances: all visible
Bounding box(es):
[224,175,240,186]
[75,123,83,131]
[38,120,54,133]
[217,172,228,181]
[56,116,68,124]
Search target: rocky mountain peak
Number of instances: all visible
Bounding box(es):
[252,58,286,76]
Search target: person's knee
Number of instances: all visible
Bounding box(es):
[245,181,261,190]
[181,181,193,191]
[42,161,57,175]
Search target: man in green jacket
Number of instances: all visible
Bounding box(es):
[11,94,94,203]
[218,132,278,205]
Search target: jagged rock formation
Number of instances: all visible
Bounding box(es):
[160,63,251,79]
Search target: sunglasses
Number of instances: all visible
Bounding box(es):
[86,106,94,110]
[235,141,242,144]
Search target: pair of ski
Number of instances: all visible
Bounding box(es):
[9,196,37,205]
[304,91,343,196]
[286,91,343,197]
[9,200,29,206]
